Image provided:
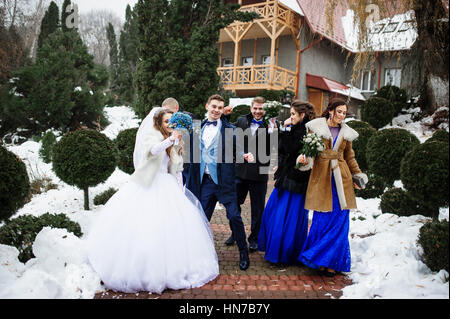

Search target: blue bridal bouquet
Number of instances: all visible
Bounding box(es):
[169,112,193,145]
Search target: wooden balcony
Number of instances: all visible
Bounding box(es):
[219,1,301,43]
[218,1,302,95]
[217,64,297,91]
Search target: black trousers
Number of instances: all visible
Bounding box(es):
[200,175,248,252]
[235,177,268,244]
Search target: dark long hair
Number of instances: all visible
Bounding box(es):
[290,100,316,122]
[154,109,174,157]
[321,97,347,119]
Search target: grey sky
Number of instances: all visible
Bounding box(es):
[74,0,138,21]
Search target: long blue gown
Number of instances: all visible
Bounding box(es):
[298,136,351,272]
[257,187,309,265]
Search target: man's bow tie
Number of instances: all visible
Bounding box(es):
[206,120,217,126]
[251,119,263,125]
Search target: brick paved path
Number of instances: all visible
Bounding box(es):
[94,175,353,300]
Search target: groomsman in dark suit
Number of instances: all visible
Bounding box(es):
[225,96,276,251]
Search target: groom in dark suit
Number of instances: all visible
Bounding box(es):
[184,94,254,271]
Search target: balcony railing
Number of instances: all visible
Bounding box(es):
[239,1,301,30]
[217,64,296,91]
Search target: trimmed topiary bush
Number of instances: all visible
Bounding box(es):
[52,129,117,210]
[355,173,389,199]
[230,104,251,123]
[39,131,57,164]
[424,129,449,145]
[374,85,408,115]
[0,146,31,222]
[346,120,374,131]
[361,97,396,129]
[380,187,432,217]
[366,128,420,185]
[0,213,83,263]
[400,141,449,217]
[115,128,138,174]
[418,219,449,272]
[94,188,118,206]
[349,126,377,171]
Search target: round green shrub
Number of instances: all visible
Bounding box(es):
[374,85,408,115]
[0,146,31,222]
[361,97,396,129]
[94,188,118,206]
[349,126,377,171]
[52,129,117,210]
[418,219,449,272]
[355,173,389,199]
[380,187,431,217]
[425,129,449,145]
[0,213,83,263]
[366,128,420,185]
[115,128,138,174]
[230,104,251,123]
[346,120,374,131]
[39,131,57,164]
[400,141,449,214]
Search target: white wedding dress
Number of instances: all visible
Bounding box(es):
[86,137,219,294]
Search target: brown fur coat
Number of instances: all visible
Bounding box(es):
[298,117,368,212]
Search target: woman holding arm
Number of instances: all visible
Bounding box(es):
[257,101,315,265]
[297,98,368,277]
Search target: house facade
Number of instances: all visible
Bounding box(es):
[217,0,419,119]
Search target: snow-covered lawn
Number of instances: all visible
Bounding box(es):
[0,106,448,299]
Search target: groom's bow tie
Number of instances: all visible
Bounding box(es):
[206,120,217,126]
[251,119,263,126]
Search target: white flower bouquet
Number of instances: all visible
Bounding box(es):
[295,132,325,168]
[262,100,282,121]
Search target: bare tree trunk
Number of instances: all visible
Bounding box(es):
[9,0,17,27]
[23,0,45,60]
[84,187,90,211]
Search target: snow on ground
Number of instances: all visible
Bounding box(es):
[0,106,448,299]
[381,107,449,143]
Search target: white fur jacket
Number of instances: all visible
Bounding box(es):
[130,127,184,188]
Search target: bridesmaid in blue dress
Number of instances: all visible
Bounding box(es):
[297,98,368,277]
[257,101,316,265]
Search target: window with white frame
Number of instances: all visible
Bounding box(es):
[222,58,233,67]
[384,68,402,87]
[241,57,253,66]
[261,55,271,65]
[360,70,375,91]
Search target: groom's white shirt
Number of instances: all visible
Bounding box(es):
[202,118,221,175]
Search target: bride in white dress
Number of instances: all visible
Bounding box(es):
[86,108,219,294]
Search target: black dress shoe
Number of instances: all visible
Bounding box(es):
[225,235,235,246]
[248,242,258,252]
[239,250,250,270]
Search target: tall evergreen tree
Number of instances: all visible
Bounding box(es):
[61,0,72,32]
[135,0,258,119]
[38,1,60,49]
[116,4,139,106]
[2,29,108,135]
[106,22,119,94]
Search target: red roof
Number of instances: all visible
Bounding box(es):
[306,73,349,92]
